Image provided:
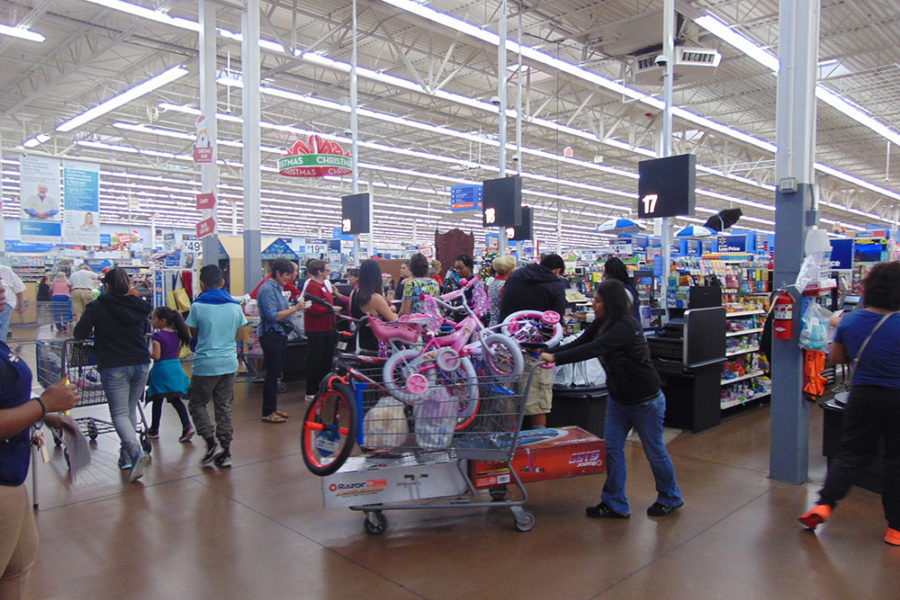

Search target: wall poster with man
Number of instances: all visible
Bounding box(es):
[19,155,62,242]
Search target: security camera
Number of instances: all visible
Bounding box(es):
[490,96,501,106]
[343,129,353,137]
[654,55,668,66]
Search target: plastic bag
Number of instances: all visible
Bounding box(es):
[550,333,607,387]
[363,397,409,450]
[799,301,833,352]
[413,385,455,449]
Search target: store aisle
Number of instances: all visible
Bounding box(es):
[26,382,900,599]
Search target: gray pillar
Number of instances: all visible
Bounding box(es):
[659,0,676,325]
[770,0,820,484]
[351,0,360,265]
[199,1,218,270]
[242,0,262,293]
[498,0,508,257]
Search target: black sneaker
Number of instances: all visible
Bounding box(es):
[214,449,232,468]
[200,439,218,468]
[647,501,684,517]
[586,502,630,519]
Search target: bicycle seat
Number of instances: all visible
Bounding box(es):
[369,318,421,344]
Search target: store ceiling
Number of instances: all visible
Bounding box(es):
[1,0,900,250]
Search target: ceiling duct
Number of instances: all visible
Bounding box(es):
[577,9,686,58]
[630,47,722,86]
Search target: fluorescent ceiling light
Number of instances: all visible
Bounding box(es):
[57,66,189,132]
[82,0,200,32]
[22,133,50,148]
[0,23,45,43]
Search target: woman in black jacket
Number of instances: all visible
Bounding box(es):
[73,268,152,482]
[541,279,683,519]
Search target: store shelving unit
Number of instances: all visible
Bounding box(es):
[721,308,771,410]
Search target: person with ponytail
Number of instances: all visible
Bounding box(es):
[146,306,195,443]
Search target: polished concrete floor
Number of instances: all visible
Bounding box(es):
[22,374,900,600]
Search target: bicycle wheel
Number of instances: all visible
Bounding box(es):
[383,348,426,404]
[501,310,564,348]
[481,334,524,381]
[301,381,357,476]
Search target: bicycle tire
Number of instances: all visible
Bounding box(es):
[482,334,524,381]
[301,381,357,476]
[382,348,426,404]
[501,310,564,348]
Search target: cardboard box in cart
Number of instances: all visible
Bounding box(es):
[322,452,468,509]
[469,426,606,488]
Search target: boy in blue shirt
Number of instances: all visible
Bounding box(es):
[186,265,249,468]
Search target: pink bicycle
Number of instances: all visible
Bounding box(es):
[381,279,523,426]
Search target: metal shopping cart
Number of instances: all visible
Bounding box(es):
[320,364,539,534]
[35,300,74,332]
[35,338,151,452]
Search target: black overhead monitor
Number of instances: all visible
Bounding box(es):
[341,192,370,234]
[506,206,533,241]
[638,154,697,219]
[482,176,522,227]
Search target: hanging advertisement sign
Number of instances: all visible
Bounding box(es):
[61,161,100,246]
[716,235,747,252]
[196,217,216,239]
[829,239,852,269]
[304,238,329,256]
[450,185,483,212]
[19,155,61,242]
[196,192,216,210]
[278,135,351,178]
[193,115,214,164]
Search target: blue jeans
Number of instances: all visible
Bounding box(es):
[0,305,11,341]
[601,390,682,516]
[101,364,150,461]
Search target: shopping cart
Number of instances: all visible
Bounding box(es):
[35,300,74,331]
[319,363,540,534]
[36,338,151,452]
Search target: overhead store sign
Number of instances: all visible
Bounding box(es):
[196,217,215,239]
[278,135,351,178]
[196,192,216,210]
[450,185,483,212]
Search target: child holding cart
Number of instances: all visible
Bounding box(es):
[146,307,195,442]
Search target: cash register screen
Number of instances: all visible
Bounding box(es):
[683,307,726,368]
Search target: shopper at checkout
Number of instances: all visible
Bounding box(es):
[541,278,684,520]
[303,260,341,401]
[350,259,398,353]
[257,259,306,423]
[799,261,900,546]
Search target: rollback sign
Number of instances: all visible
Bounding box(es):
[278,135,352,178]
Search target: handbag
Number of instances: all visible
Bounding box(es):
[833,311,896,405]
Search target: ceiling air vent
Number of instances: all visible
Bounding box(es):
[630,47,722,86]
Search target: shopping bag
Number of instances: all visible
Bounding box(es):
[413,386,455,449]
[799,302,832,352]
[363,397,409,450]
[173,288,191,312]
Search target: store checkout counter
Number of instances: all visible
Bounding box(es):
[646,288,726,432]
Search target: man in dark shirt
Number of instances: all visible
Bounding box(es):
[498,253,568,428]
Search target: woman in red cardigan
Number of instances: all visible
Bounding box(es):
[303,260,341,401]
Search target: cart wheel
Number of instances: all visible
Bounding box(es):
[514,510,535,532]
[87,422,98,440]
[489,485,509,502]
[364,511,387,535]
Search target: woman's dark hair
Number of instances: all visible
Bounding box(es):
[603,257,632,285]
[307,259,327,276]
[346,268,359,279]
[456,254,474,270]
[102,268,131,296]
[357,259,383,306]
[409,253,429,278]
[594,279,631,333]
[862,261,900,310]
[269,258,296,278]
[153,306,192,347]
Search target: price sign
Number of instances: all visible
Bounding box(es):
[183,237,202,253]
[306,239,328,255]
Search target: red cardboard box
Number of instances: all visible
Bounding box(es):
[469,426,605,488]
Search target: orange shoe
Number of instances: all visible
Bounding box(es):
[885,528,900,546]
[798,505,832,530]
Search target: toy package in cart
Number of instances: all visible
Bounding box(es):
[469,426,606,488]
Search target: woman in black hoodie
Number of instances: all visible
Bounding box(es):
[74,268,152,482]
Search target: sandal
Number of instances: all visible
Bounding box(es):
[261,413,287,423]
[274,410,289,419]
